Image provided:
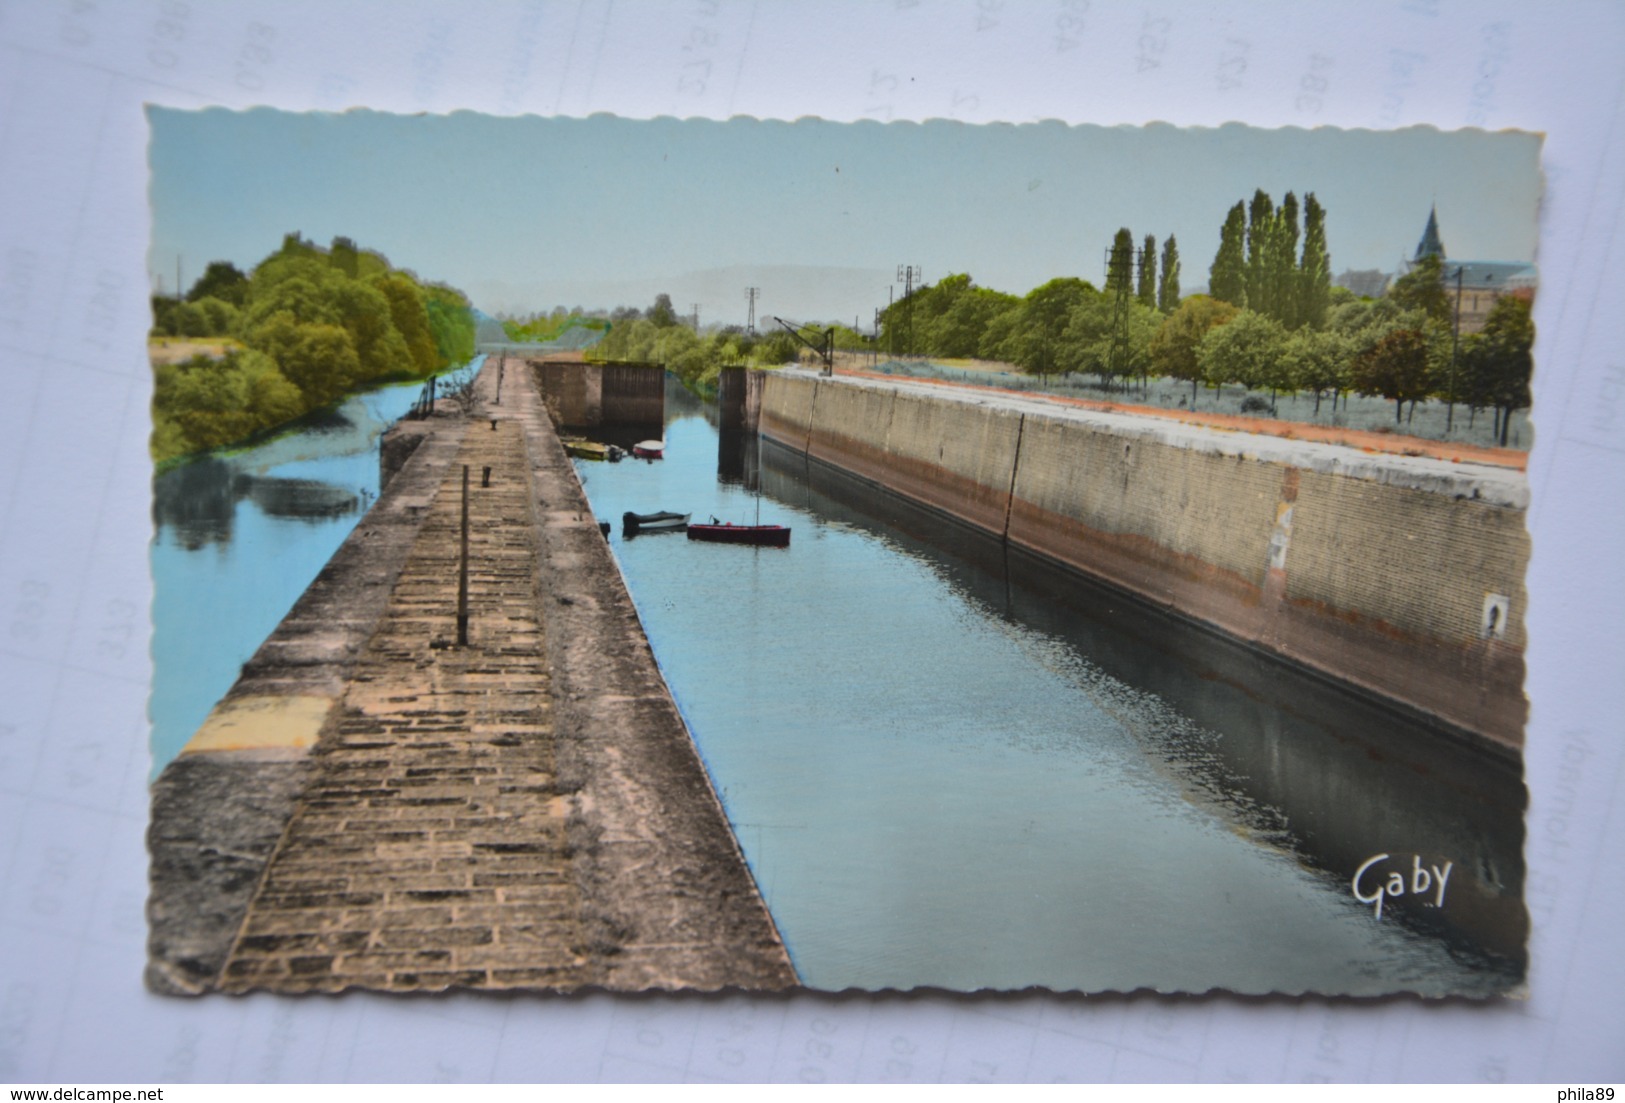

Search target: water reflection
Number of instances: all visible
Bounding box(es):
[761,441,1527,977]
[573,376,1524,994]
[149,374,438,773]
[153,459,365,550]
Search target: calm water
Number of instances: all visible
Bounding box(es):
[576,380,1526,995]
[150,366,1525,995]
[149,364,479,773]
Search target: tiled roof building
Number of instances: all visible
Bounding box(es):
[1401,207,1536,333]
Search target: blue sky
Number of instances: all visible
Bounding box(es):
[149,109,1542,323]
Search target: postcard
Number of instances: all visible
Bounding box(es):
[145,110,1538,997]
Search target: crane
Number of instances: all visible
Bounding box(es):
[771,316,835,376]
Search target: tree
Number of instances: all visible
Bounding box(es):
[1007,277,1096,376]
[1106,229,1135,297]
[1197,309,1287,395]
[1353,328,1433,424]
[649,293,679,328]
[329,236,360,279]
[1149,295,1237,406]
[1064,296,1159,391]
[1245,190,1275,317]
[371,272,438,376]
[1272,192,1300,328]
[1462,295,1534,445]
[1281,327,1348,414]
[423,284,476,369]
[930,283,1019,358]
[191,296,239,336]
[186,261,249,306]
[1299,193,1331,329]
[1137,234,1157,309]
[1389,253,1450,325]
[1158,235,1181,313]
[1210,202,1248,308]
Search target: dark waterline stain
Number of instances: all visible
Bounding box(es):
[573,376,1524,995]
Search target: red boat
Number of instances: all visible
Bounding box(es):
[632,439,664,460]
[687,520,791,547]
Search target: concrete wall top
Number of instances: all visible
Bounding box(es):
[774,369,1528,510]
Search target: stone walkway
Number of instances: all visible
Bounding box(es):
[218,418,590,992]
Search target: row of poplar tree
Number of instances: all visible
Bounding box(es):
[870,189,1532,441]
[150,233,477,463]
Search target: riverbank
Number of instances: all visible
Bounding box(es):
[760,367,1529,750]
[831,354,1532,457]
[148,355,794,994]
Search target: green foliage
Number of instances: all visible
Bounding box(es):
[423,284,477,368]
[1106,229,1135,297]
[1069,297,1161,389]
[1150,295,1237,402]
[877,272,1024,362]
[1245,190,1275,314]
[1000,277,1095,376]
[1460,295,1533,443]
[1281,326,1348,411]
[1210,202,1248,308]
[1389,253,1451,325]
[152,349,303,459]
[1299,194,1331,329]
[151,234,477,463]
[648,292,680,328]
[1272,192,1300,327]
[1212,191,1330,330]
[1197,309,1288,392]
[186,261,249,306]
[1158,235,1181,314]
[499,310,609,346]
[1352,327,1433,423]
[1137,234,1157,309]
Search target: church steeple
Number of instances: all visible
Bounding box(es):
[1415,205,1445,261]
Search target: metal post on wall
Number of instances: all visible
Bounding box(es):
[457,464,470,646]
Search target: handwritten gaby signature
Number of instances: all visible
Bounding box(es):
[1351,853,1454,919]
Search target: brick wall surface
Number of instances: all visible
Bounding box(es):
[759,369,1529,745]
[1014,414,1284,588]
[1287,468,1529,648]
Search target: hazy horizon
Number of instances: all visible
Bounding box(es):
[149,110,1543,326]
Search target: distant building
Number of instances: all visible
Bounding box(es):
[1402,205,1536,333]
[1334,268,1391,298]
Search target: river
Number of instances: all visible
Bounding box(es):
[149,364,1524,995]
[149,363,477,774]
[572,379,1525,996]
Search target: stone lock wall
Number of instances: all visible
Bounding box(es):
[758,369,1529,749]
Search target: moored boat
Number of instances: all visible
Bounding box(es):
[622,510,690,536]
[632,440,665,460]
[687,520,791,547]
[565,439,611,461]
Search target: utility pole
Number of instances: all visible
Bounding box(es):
[886,286,894,359]
[744,286,760,335]
[1447,264,1464,433]
[690,302,701,331]
[176,255,183,302]
[896,265,921,358]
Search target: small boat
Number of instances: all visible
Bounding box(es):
[565,439,611,461]
[632,440,665,460]
[622,510,690,536]
[687,519,791,547]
